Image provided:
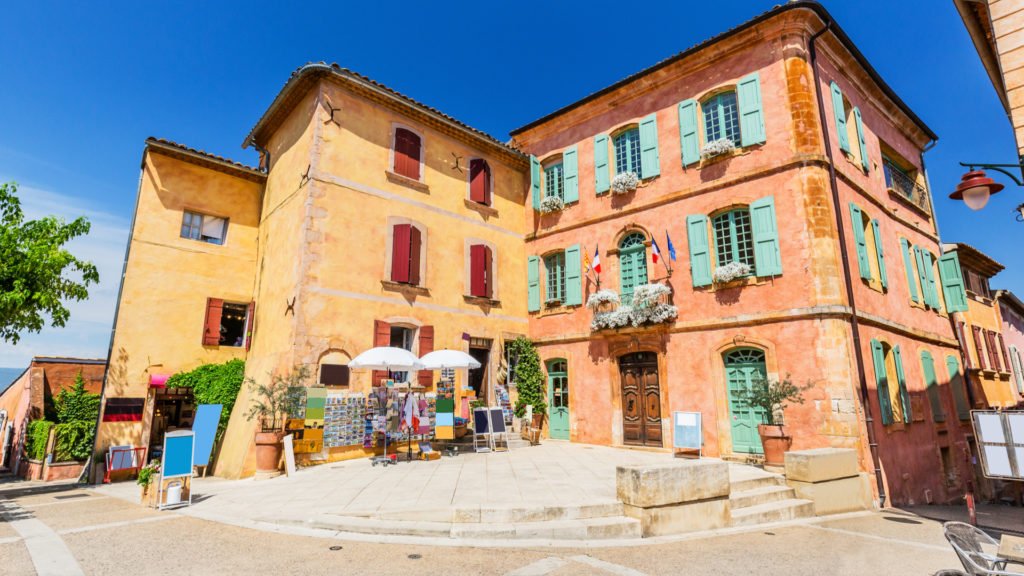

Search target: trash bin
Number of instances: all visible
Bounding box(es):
[166,480,183,505]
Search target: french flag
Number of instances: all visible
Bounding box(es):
[592,244,602,275]
[651,239,662,265]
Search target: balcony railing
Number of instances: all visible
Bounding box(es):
[884,160,930,214]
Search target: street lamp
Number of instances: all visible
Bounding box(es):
[951,160,1020,213]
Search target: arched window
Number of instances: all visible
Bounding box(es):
[712,208,754,270]
[702,91,741,146]
[393,127,422,180]
[619,232,648,301]
[613,128,642,177]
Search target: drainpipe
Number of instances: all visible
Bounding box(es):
[808,22,887,507]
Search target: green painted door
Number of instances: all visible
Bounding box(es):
[725,348,767,454]
[547,360,570,440]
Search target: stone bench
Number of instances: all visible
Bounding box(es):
[616,460,730,537]
[784,448,871,515]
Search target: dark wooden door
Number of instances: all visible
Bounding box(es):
[619,352,662,447]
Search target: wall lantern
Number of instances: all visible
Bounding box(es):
[952,160,1020,215]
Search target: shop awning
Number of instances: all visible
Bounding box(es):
[149,374,170,388]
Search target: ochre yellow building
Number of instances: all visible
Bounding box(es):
[96,66,530,479]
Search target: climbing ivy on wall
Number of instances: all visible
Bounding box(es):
[508,337,547,418]
[165,359,245,437]
[26,420,53,461]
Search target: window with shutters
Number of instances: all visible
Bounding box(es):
[963,267,992,299]
[468,243,494,299]
[618,232,649,301]
[389,325,416,382]
[613,128,642,177]
[880,142,930,214]
[544,252,566,305]
[468,158,491,206]
[849,205,885,291]
[203,299,250,348]
[702,91,741,146]
[712,209,755,272]
[388,222,425,286]
[871,340,911,426]
[543,159,564,201]
[180,211,228,245]
[392,126,423,181]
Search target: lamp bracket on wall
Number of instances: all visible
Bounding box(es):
[322,98,342,127]
[300,165,311,186]
[959,159,1024,187]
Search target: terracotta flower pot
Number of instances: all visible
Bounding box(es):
[454,424,468,439]
[254,431,284,473]
[757,424,792,468]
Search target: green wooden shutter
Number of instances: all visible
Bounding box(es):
[871,339,894,425]
[563,145,579,204]
[831,81,850,153]
[871,219,887,289]
[946,355,971,420]
[527,256,540,312]
[853,107,870,172]
[938,251,969,313]
[564,244,582,306]
[849,203,871,280]
[737,72,766,146]
[921,350,944,423]
[893,345,912,423]
[914,246,933,308]
[750,195,782,277]
[922,250,940,311]
[900,238,920,303]
[594,134,610,194]
[639,113,660,178]
[678,99,700,166]
[620,250,636,302]
[686,214,712,287]
[1010,346,1024,393]
[530,155,541,211]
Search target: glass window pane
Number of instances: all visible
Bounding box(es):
[544,163,564,200]
[614,129,641,177]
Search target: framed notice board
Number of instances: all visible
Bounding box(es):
[161,430,195,479]
[672,411,702,457]
[972,410,1024,480]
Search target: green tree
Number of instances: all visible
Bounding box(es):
[54,372,101,423]
[0,182,99,344]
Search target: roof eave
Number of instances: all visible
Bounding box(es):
[509,1,936,142]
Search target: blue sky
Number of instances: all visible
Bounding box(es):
[0,0,1020,366]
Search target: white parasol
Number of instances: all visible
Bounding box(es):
[348,347,424,372]
[419,349,481,370]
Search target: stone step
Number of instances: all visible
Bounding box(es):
[728,498,815,527]
[728,472,786,493]
[287,512,642,540]
[453,501,624,523]
[450,516,641,540]
[728,485,796,510]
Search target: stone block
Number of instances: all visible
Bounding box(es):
[787,473,872,516]
[623,498,730,537]
[616,460,729,508]
[784,448,858,483]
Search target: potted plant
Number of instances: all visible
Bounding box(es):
[137,460,160,507]
[453,417,469,439]
[733,374,812,467]
[509,337,547,435]
[245,367,307,476]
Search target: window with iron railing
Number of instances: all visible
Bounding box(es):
[883,157,930,213]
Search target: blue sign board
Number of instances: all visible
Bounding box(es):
[672,411,702,452]
[191,404,222,467]
[162,430,195,479]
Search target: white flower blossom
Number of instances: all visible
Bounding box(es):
[539,195,565,214]
[700,138,736,160]
[611,172,639,194]
[586,289,621,310]
[713,261,753,284]
[591,283,677,330]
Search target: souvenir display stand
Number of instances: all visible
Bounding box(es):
[158,430,194,510]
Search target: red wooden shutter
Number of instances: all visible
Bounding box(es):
[245,301,255,351]
[973,326,988,370]
[408,226,422,286]
[987,330,1002,372]
[956,322,974,370]
[202,298,224,346]
[418,325,434,387]
[470,159,490,205]
[394,128,421,180]
[998,333,1011,374]
[470,244,486,297]
[372,320,391,386]
[391,224,411,283]
[483,245,493,298]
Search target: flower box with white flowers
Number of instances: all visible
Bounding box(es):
[539,196,565,214]
[589,284,678,331]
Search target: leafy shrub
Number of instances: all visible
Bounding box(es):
[245,366,309,432]
[732,374,813,426]
[54,372,100,423]
[508,337,546,418]
[26,420,53,461]
[165,359,245,436]
[53,421,95,462]
[137,460,160,487]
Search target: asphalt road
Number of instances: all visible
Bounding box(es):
[0,482,972,575]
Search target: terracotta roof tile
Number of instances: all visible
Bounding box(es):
[147,137,262,173]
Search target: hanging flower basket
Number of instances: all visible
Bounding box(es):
[539,196,565,214]
[586,289,621,314]
[590,283,677,330]
[701,138,736,161]
[713,261,753,284]
[611,172,640,195]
